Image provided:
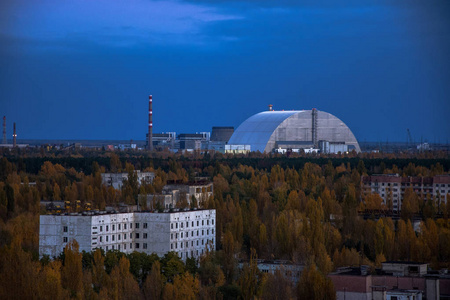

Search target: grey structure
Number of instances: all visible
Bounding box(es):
[39,209,216,260]
[228,109,360,153]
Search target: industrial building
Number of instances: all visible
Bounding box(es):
[362,174,450,212]
[101,171,155,190]
[227,107,360,153]
[39,209,216,260]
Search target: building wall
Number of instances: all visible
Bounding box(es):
[39,210,216,260]
[101,171,155,190]
[362,175,450,212]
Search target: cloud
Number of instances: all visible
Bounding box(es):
[0,0,242,50]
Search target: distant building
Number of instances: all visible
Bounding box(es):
[142,181,213,209]
[39,209,216,260]
[329,262,450,300]
[210,127,234,143]
[101,171,155,190]
[228,108,360,153]
[361,174,450,211]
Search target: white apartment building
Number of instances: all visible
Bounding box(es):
[39,209,216,260]
[101,171,155,189]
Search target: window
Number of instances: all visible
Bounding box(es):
[191,241,193,246]
[186,222,189,228]
[118,235,121,241]
[106,225,109,231]
[124,244,127,250]
[212,220,214,225]
[130,223,132,229]
[212,229,214,234]
[100,236,102,242]
[207,220,209,225]
[202,230,204,235]
[112,225,115,231]
[100,226,103,232]
[202,220,204,225]
[143,233,147,239]
[118,224,121,230]
[176,223,178,229]
[136,233,140,239]
[171,244,173,249]
[171,234,173,240]
[124,224,127,230]
[176,233,178,238]
[171,224,173,229]
[197,221,199,226]
[124,233,127,239]
[197,240,199,246]
[130,243,132,249]
[106,246,108,251]
[186,232,189,237]
[181,233,183,238]
[130,233,133,239]
[106,236,109,242]
[112,245,114,250]
[112,235,115,241]
[118,245,121,250]
[202,240,204,245]
[181,242,183,248]
[181,222,183,228]
[63,237,68,243]
[63,226,68,233]
[143,243,147,249]
[197,231,199,236]
[143,223,148,229]
[136,223,139,229]
[192,221,194,227]
[186,242,188,247]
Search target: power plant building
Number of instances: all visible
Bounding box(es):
[228,108,360,153]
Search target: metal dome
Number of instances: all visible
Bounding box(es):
[228,109,360,153]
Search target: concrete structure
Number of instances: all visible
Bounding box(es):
[228,108,360,153]
[210,127,234,143]
[39,209,216,260]
[101,171,155,190]
[362,174,450,212]
[329,262,450,300]
[143,181,213,209]
[178,133,210,151]
[225,144,251,154]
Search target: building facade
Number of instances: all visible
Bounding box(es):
[361,174,450,212]
[101,171,155,190]
[39,209,216,260]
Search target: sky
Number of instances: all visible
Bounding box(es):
[0,0,449,143]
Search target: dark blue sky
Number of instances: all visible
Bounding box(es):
[1,0,449,143]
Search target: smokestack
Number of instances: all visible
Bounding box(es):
[148,95,153,151]
[2,116,6,144]
[13,122,17,147]
[268,104,273,111]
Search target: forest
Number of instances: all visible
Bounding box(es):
[0,147,449,299]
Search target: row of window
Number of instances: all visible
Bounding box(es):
[95,232,150,243]
[97,222,149,232]
[98,242,148,252]
[170,219,214,229]
[170,238,214,250]
[171,229,214,240]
